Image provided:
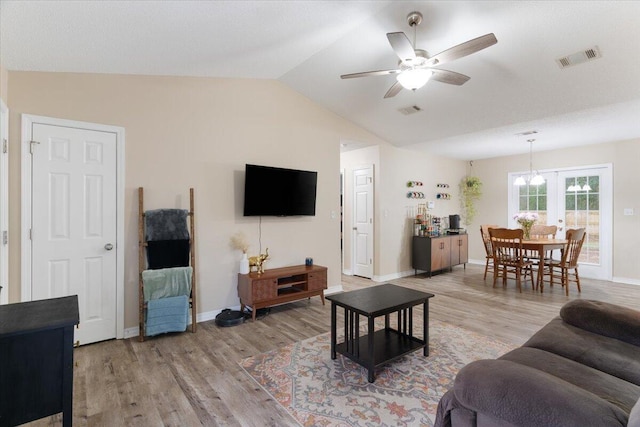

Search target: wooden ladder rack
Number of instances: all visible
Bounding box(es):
[138,187,197,341]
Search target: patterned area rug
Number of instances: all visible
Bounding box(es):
[239,320,514,427]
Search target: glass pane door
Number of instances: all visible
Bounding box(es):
[561,174,600,264]
[557,167,611,280]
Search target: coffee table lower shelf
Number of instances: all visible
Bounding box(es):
[335,328,425,369]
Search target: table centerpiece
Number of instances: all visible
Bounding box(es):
[513,212,538,239]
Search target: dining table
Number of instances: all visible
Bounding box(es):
[522,238,568,291]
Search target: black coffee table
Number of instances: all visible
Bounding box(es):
[326,284,434,383]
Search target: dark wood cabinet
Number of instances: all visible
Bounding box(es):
[0,296,79,427]
[450,234,469,266]
[238,265,327,320]
[412,234,468,277]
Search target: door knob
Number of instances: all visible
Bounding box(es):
[104,243,114,250]
[352,227,358,230]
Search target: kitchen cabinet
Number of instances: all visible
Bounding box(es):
[412,234,468,277]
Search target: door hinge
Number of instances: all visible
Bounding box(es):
[2,230,7,245]
[370,258,372,264]
[29,229,32,240]
[2,139,7,154]
[29,140,41,154]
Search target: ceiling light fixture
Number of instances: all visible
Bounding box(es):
[514,139,545,186]
[397,68,433,90]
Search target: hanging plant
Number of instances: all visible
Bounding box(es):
[459,175,482,226]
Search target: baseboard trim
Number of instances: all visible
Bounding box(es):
[612,276,640,286]
[123,306,239,339]
[373,270,417,282]
[122,287,342,340]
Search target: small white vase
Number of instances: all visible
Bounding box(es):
[239,253,250,274]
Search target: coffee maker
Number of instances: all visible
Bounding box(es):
[448,214,461,234]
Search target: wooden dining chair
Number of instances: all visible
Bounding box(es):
[489,228,534,292]
[544,228,586,296]
[526,224,559,263]
[530,224,558,239]
[480,224,500,280]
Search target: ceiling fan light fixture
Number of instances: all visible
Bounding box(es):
[396,68,432,90]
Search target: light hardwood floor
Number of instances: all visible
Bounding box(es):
[27,265,640,426]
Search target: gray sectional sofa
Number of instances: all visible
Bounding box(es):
[435,299,640,427]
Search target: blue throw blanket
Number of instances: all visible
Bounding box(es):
[145,295,189,336]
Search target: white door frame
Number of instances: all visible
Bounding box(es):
[21,114,125,339]
[0,100,8,305]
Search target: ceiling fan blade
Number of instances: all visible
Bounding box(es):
[427,33,497,66]
[387,32,417,63]
[383,81,403,99]
[340,69,401,79]
[430,69,471,86]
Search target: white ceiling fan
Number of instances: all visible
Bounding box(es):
[340,11,498,98]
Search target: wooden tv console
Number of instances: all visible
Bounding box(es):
[238,264,327,321]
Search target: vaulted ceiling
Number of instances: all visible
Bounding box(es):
[1,1,639,159]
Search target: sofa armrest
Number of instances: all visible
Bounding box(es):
[453,360,628,427]
[560,299,640,347]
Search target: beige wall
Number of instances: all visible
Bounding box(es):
[341,144,466,280]
[6,71,388,330]
[471,139,640,282]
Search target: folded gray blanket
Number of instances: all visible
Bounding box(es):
[145,209,189,241]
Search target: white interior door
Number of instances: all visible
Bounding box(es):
[0,101,8,305]
[29,122,118,345]
[352,166,373,278]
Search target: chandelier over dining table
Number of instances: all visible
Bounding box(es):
[514,139,545,186]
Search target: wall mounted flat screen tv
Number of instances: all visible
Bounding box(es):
[243,164,318,216]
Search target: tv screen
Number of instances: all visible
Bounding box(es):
[243,164,318,216]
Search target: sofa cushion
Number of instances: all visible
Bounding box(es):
[523,317,640,386]
[453,359,629,427]
[500,347,640,414]
[561,299,640,347]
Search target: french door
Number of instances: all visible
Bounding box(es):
[509,165,612,280]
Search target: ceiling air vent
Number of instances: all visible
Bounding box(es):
[556,46,602,69]
[398,105,422,115]
[515,130,538,137]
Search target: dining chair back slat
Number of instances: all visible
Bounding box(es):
[526,224,559,263]
[530,224,558,239]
